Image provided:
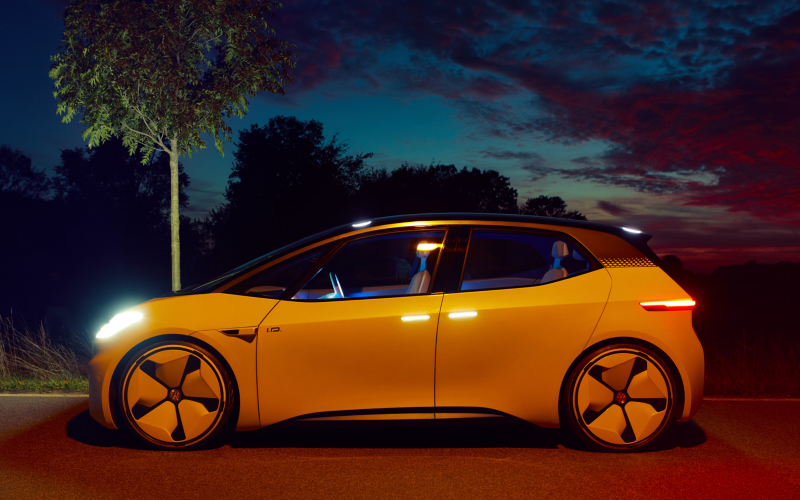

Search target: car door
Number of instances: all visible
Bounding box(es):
[257,228,448,426]
[434,226,611,425]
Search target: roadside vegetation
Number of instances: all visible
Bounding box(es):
[701,332,800,397]
[0,315,89,393]
[668,259,800,398]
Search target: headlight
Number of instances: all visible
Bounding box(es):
[96,311,143,339]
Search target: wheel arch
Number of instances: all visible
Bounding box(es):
[108,334,241,431]
[557,336,685,429]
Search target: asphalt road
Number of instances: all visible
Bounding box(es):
[1,396,799,499]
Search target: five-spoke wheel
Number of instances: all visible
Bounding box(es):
[118,341,234,450]
[564,344,677,451]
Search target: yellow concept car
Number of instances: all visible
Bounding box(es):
[89,214,704,452]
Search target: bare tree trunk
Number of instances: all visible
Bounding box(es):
[170,136,181,292]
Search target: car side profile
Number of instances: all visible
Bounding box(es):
[89,213,704,452]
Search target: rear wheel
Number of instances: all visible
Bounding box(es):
[564,344,677,452]
[117,341,234,450]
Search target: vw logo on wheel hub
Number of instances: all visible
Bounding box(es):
[169,388,182,402]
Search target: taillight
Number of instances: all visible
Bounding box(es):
[639,299,696,311]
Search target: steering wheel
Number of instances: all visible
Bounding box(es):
[329,272,345,298]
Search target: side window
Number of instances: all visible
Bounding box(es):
[224,243,334,298]
[295,230,445,300]
[460,230,590,292]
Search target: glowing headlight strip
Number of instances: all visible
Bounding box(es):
[96,311,143,338]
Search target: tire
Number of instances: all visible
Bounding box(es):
[117,340,235,450]
[564,343,677,452]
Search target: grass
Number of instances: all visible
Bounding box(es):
[700,330,800,397]
[0,315,89,393]
[0,376,88,392]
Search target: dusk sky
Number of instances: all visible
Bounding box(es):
[2,0,800,272]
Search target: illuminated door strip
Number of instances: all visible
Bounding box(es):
[401,315,431,322]
[448,311,478,319]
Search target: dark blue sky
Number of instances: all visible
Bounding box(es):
[3,0,800,271]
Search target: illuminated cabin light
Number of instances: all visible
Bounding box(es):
[401,315,431,322]
[352,220,371,228]
[640,299,696,311]
[449,311,478,319]
[417,243,441,251]
[622,227,642,234]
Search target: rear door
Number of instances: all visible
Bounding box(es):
[434,227,611,424]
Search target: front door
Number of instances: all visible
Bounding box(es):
[257,229,447,425]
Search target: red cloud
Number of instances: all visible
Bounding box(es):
[268,1,800,221]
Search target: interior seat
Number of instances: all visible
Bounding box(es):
[407,243,434,294]
[541,241,569,284]
[407,269,431,294]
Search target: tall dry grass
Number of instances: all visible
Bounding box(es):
[0,315,89,380]
[699,329,800,397]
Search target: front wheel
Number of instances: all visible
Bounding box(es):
[117,340,234,450]
[564,344,677,452]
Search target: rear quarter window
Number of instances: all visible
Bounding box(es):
[460,229,591,291]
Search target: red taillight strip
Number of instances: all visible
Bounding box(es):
[639,299,696,311]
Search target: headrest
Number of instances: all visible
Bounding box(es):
[551,241,569,258]
[573,250,585,261]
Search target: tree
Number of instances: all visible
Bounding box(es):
[0,145,50,199]
[207,116,372,271]
[53,137,190,239]
[519,195,587,220]
[52,138,203,327]
[0,147,53,320]
[50,0,296,290]
[356,163,519,217]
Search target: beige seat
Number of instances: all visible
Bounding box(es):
[407,270,431,294]
[407,243,435,294]
[541,241,569,284]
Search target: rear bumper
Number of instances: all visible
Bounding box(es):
[676,328,704,422]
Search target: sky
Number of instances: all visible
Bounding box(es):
[2,0,800,272]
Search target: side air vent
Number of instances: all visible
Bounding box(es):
[219,328,258,343]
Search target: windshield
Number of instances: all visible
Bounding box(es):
[181,226,343,294]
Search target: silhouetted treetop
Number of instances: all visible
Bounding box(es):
[355,163,519,217]
[54,137,189,231]
[519,195,587,220]
[0,145,50,199]
[207,116,372,270]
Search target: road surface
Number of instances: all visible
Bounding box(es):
[0,396,798,499]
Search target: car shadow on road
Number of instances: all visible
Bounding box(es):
[66,410,149,450]
[67,410,706,452]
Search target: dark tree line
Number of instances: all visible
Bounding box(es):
[205,116,585,274]
[1,116,586,333]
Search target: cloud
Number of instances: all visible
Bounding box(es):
[268,0,800,222]
[597,200,632,217]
